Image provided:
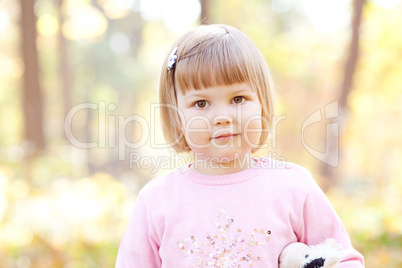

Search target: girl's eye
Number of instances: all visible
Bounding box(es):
[194,100,208,108]
[232,96,246,104]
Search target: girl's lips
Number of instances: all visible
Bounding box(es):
[213,133,239,140]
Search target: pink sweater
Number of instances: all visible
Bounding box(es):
[116,157,364,267]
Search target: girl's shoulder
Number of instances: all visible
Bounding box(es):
[136,167,188,199]
[257,156,318,189]
[258,156,311,175]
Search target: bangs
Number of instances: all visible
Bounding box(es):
[174,32,257,93]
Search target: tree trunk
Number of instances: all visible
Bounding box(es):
[339,0,365,109]
[57,0,72,129]
[320,0,365,191]
[200,0,209,24]
[20,0,45,153]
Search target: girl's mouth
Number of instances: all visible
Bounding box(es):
[212,133,239,141]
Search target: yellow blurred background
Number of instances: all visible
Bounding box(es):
[0,0,401,267]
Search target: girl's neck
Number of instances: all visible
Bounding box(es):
[190,152,253,175]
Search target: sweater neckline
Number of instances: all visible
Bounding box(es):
[179,157,269,185]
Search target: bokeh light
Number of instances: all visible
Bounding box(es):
[374,0,401,9]
[139,0,200,33]
[37,14,59,36]
[100,0,135,19]
[0,10,10,32]
[109,33,131,54]
[0,54,24,79]
[62,5,108,41]
[303,0,351,33]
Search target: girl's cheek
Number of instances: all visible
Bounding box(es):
[243,116,263,146]
[185,116,211,132]
[185,131,211,149]
[182,116,212,148]
[241,111,262,127]
[244,131,262,147]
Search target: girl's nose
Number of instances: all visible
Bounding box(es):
[213,115,233,125]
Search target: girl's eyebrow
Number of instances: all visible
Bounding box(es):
[184,92,209,100]
[185,91,207,96]
[232,88,253,94]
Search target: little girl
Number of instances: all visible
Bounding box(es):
[116,24,364,267]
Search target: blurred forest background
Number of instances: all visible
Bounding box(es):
[0,0,401,267]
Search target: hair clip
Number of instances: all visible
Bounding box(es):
[167,46,178,70]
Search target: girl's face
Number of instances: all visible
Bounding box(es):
[176,83,262,167]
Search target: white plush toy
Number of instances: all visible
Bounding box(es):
[279,239,351,268]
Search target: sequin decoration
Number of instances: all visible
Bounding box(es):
[177,209,271,267]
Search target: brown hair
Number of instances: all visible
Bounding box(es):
[159,24,275,153]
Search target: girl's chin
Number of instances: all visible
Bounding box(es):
[194,150,252,163]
